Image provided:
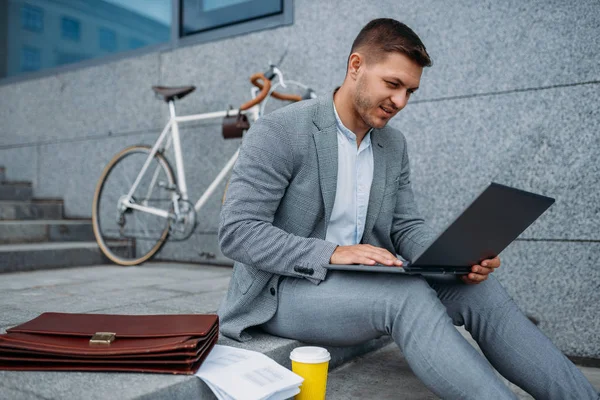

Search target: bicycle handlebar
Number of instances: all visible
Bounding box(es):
[251,78,303,102]
[239,69,306,111]
[239,73,272,111]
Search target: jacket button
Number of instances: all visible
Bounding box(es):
[270,287,276,296]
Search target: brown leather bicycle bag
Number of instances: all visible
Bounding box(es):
[0,312,219,375]
[222,112,250,139]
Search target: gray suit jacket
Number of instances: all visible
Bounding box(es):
[217,92,434,341]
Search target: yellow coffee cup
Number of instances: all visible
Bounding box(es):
[290,346,331,400]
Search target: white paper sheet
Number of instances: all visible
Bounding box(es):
[195,345,303,400]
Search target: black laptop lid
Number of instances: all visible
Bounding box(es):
[410,183,555,268]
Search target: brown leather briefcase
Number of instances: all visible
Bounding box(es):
[0,312,219,375]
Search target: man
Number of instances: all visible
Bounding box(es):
[218,18,598,399]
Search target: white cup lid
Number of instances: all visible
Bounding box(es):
[290,346,331,364]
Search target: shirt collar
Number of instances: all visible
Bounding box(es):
[332,100,372,147]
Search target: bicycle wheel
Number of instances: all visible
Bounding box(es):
[92,145,175,265]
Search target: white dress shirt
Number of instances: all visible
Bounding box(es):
[325,102,374,246]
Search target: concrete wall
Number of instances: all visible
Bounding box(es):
[1,0,598,358]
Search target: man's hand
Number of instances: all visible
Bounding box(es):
[460,256,501,284]
[330,244,403,267]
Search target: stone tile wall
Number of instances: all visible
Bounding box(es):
[0,0,598,357]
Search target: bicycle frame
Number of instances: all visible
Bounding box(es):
[120,101,260,221]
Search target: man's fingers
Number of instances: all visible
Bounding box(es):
[360,247,399,266]
[365,246,397,260]
[361,251,399,266]
[332,245,401,266]
[464,272,488,283]
[462,256,501,284]
[360,257,377,265]
[481,256,501,269]
[471,265,494,275]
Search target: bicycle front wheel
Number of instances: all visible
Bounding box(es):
[92,145,175,266]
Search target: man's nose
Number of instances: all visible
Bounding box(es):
[391,91,409,110]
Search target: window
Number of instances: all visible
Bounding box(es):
[181,0,283,37]
[61,16,81,41]
[21,47,41,72]
[1,0,290,81]
[21,4,44,33]
[99,27,117,52]
[129,38,146,50]
[55,51,88,66]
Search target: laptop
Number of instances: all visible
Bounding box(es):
[325,182,555,275]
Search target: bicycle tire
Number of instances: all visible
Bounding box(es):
[92,145,175,266]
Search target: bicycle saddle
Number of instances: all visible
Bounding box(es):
[152,86,196,102]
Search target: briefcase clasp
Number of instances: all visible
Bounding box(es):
[89,332,116,346]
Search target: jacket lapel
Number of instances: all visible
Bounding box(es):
[362,130,387,244]
[312,95,338,234]
[312,92,389,243]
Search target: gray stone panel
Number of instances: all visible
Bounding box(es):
[397,83,599,240]
[0,146,37,185]
[35,131,158,217]
[495,240,600,358]
[160,0,600,111]
[0,53,162,148]
[395,0,600,100]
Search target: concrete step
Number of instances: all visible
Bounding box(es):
[327,328,600,399]
[328,342,436,399]
[0,219,94,244]
[0,182,33,201]
[0,263,391,400]
[0,199,64,220]
[0,241,132,273]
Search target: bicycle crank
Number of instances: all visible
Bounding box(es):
[168,199,196,241]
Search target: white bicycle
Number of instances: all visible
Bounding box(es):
[92,64,316,265]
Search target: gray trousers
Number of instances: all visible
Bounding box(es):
[260,271,598,399]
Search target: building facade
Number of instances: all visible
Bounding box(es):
[0,0,599,359]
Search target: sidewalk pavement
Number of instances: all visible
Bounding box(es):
[0,262,390,399]
[0,262,598,399]
[327,332,600,399]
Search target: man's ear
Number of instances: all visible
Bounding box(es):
[348,53,362,79]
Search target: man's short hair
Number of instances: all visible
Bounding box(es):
[348,18,432,70]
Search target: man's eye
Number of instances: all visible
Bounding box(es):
[385,81,398,88]
[407,89,415,95]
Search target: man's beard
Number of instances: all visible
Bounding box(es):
[354,75,389,129]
